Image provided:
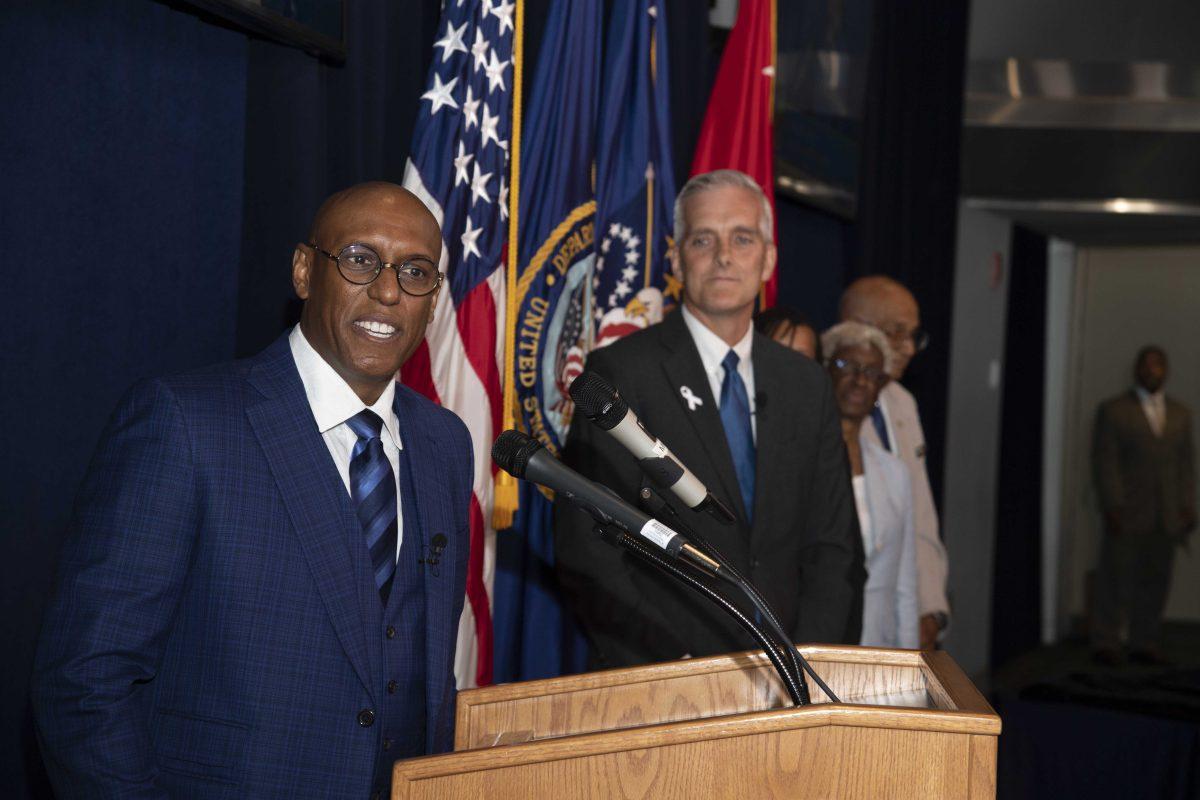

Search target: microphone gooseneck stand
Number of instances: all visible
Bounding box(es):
[595,522,810,708]
[486,427,836,706]
[640,487,840,704]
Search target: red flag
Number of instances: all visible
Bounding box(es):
[690,0,777,308]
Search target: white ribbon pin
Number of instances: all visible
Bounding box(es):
[679,385,703,411]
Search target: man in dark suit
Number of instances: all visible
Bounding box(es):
[555,169,865,668]
[32,183,474,798]
[1092,345,1196,665]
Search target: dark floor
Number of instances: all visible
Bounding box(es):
[992,621,1200,722]
[990,621,1200,800]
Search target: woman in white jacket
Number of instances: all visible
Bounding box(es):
[821,322,920,649]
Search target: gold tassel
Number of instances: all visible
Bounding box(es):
[492,471,519,530]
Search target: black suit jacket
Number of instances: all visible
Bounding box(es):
[555,310,866,668]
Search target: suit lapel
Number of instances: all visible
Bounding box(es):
[245,336,376,700]
[750,336,787,530]
[657,311,749,523]
[1162,396,1183,440]
[393,389,456,731]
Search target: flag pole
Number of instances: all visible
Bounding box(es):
[644,162,655,288]
[644,17,658,289]
[495,0,525,530]
[758,0,777,311]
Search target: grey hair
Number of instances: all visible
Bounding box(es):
[820,321,896,374]
[673,169,773,244]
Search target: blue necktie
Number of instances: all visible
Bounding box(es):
[870,403,892,452]
[719,350,756,524]
[346,410,398,605]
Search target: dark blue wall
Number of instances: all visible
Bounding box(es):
[0,0,446,794]
[775,197,854,330]
[0,2,246,794]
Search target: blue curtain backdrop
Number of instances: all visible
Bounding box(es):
[0,2,247,795]
[0,0,443,794]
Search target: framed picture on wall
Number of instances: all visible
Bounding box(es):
[181,0,345,62]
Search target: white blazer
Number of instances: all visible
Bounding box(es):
[861,380,950,621]
[858,437,920,648]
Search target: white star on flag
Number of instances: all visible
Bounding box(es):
[470,29,489,72]
[615,282,632,299]
[624,249,639,265]
[491,0,515,34]
[483,48,510,93]
[461,85,481,130]
[628,235,641,250]
[421,73,459,115]
[622,266,638,281]
[498,178,509,220]
[479,103,501,149]
[609,223,621,237]
[433,20,468,61]
[460,216,483,261]
[453,141,473,187]
[469,162,493,207]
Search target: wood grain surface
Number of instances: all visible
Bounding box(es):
[395,646,1000,800]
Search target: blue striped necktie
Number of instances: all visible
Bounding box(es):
[346,410,397,605]
[719,350,756,524]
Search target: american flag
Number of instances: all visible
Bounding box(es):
[402,0,516,689]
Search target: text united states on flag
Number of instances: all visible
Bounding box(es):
[402,0,516,689]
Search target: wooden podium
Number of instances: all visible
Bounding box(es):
[392,646,1001,799]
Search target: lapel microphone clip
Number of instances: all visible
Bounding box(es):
[419,533,448,576]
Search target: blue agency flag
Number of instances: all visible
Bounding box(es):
[493,0,602,683]
[591,0,679,348]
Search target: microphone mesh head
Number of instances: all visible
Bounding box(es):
[491,430,542,478]
[569,372,627,430]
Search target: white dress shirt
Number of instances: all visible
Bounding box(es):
[852,473,874,555]
[680,305,758,441]
[289,325,405,557]
[1136,386,1167,437]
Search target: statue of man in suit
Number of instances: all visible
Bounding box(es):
[32,183,475,798]
[555,169,866,668]
[1092,345,1196,666]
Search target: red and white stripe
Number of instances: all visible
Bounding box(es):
[401,167,502,689]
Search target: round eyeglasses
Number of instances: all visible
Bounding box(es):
[309,242,443,297]
[881,325,930,353]
[829,357,889,386]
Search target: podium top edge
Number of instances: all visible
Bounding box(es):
[460,645,934,706]
[401,702,1000,783]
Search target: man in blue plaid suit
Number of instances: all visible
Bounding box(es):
[32,183,474,799]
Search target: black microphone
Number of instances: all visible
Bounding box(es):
[491,431,722,575]
[569,372,737,524]
[419,533,448,572]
